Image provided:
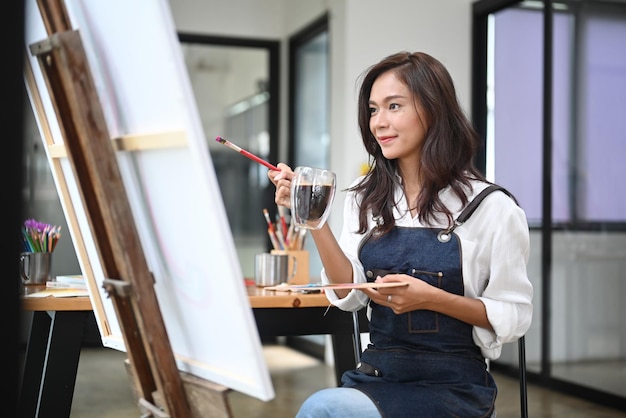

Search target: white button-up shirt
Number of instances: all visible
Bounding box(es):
[321,178,534,360]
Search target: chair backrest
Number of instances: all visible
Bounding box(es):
[518,336,528,418]
[351,311,528,418]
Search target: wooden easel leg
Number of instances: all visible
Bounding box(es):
[124,360,235,418]
[32,1,191,415]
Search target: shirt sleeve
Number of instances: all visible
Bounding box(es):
[467,191,534,359]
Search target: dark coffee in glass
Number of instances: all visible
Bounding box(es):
[290,167,336,230]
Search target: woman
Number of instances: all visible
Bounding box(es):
[269,51,533,418]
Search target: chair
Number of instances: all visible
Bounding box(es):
[518,335,528,418]
[351,312,528,418]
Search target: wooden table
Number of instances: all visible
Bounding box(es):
[247,284,330,308]
[247,284,368,385]
[18,283,367,417]
[19,286,92,418]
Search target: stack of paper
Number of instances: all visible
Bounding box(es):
[46,274,87,290]
[26,288,89,298]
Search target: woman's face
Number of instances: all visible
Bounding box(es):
[368,71,427,164]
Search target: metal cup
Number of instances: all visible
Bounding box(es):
[20,252,53,285]
[255,253,297,287]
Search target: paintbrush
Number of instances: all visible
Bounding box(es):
[277,205,289,243]
[263,208,285,250]
[215,136,279,171]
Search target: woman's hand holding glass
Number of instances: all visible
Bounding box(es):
[269,164,337,230]
[268,163,294,209]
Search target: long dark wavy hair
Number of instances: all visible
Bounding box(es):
[349,51,487,235]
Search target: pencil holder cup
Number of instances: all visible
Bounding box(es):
[20,252,52,285]
[271,250,309,285]
[255,253,297,287]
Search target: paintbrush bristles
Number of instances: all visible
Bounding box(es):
[215,136,242,152]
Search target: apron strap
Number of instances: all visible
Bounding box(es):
[456,184,518,225]
[438,184,518,241]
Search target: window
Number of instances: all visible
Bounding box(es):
[474,0,626,408]
[486,2,626,227]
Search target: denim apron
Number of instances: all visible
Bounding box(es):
[341,186,510,418]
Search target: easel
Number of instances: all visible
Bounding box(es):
[29,1,233,416]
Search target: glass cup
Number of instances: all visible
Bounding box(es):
[290,166,337,230]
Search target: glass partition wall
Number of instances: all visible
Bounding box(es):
[288,14,330,281]
[179,34,280,278]
[473,0,626,410]
[283,15,330,358]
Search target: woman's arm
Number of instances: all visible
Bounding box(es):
[309,224,353,298]
[362,274,493,330]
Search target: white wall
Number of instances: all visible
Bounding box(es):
[169,0,287,37]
